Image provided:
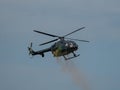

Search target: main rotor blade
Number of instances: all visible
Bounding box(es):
[63,27,85,37]
[33,30,60,37]
[66,38,89,42]
[39,38,58,46]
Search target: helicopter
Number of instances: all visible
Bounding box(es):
[28,27,89,60]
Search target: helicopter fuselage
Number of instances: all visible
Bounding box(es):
[51,40,78,57]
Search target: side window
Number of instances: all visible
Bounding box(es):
[65,43,68,47]
[70,43,73,47]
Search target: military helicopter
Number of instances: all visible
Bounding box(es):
[28,27,89,60]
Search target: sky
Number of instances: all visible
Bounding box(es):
[0,0,120,90]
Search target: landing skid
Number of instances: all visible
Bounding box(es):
[63,54,80,60]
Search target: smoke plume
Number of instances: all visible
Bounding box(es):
[56,58,91,90]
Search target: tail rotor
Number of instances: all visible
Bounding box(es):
[28,42,34,56]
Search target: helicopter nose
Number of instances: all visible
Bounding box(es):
[74,43,78,50]
[70,45,78,50]
[70,42,78,50]
[74,46,78,50]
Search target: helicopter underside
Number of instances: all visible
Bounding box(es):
[52,50,70,57]
[52,49,80,60]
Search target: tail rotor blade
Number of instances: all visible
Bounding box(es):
[28,42,33,55]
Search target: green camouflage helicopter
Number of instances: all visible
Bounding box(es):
[28,27,89,60]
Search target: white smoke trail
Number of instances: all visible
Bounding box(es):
[56,59,91,90]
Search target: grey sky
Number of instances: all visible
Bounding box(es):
[0,0,120,90]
